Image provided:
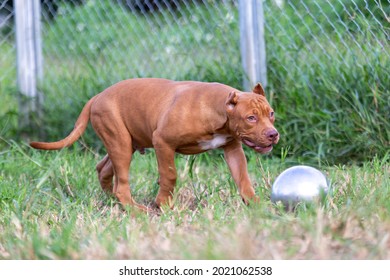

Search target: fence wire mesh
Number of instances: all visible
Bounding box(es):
[0,0,389,92]
[0,0,15,85]
[263,0,389,91]
[39,0,240,86]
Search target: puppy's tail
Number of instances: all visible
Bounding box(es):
[30,96,97,150]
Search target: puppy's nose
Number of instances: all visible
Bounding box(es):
[266,129,279,142]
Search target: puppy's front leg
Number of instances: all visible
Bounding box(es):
[153,133,177,208]
[223,141,259,204]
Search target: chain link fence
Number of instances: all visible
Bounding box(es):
[1,1,389,156]
[263,0,389,92]
[37,0,241,86]
[1,0,389,91]
[0,0,15,86]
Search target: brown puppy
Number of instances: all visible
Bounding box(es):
[30,78,279,212]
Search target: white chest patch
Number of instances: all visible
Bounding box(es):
[199,134,231,150]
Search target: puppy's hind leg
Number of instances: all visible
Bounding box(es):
[92,108,148,213]
[103,136,148,213]
[96,154,114,193]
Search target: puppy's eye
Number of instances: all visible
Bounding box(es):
[270,111,274,118]
[247,115,257,122]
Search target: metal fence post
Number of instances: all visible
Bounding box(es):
[239,0,267,91]
[15,0,43,132]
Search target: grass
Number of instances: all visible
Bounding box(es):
[0,140,389,259]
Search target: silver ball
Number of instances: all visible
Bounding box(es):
[271,165,329,208]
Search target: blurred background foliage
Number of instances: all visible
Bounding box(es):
[0,0,388,164]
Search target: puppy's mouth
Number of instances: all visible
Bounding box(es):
[242,138,273,154]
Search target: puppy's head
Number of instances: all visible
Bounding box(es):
[225,83,279,154]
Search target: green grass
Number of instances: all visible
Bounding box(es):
[0,140,389,259]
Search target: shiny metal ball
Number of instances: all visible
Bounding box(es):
[271,165,329,208]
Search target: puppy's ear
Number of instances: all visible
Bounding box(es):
[252,83,265,96]
[226,91,238,112]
